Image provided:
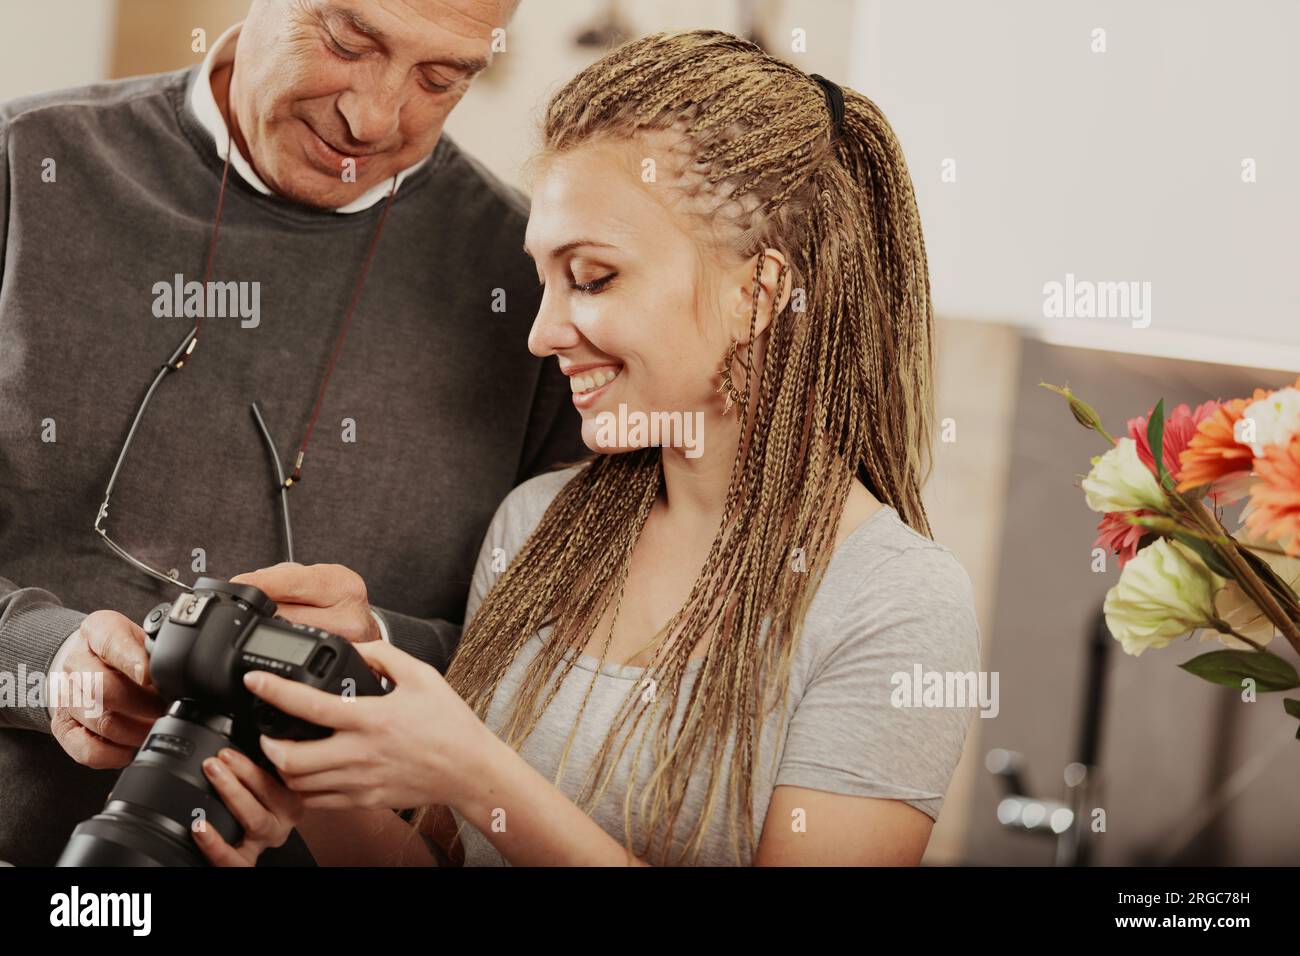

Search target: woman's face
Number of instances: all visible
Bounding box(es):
[524,140,741,458]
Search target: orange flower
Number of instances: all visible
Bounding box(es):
[1244,434,1300,556]
[1176,388,1269,492]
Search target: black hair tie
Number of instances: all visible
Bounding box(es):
[809,73,846,137]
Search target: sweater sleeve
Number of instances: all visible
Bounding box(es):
[0,576,87,732]
[367,608,461,675]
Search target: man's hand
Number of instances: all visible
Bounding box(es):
[49,610,165,768]
[230,563,381,645]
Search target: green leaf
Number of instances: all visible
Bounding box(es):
[1284,698,1300,739]
[1146,398,1176,491]
[1172,532,1236,580]
[1179,649,1300,692]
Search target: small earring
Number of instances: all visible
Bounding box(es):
[716,339,744,415]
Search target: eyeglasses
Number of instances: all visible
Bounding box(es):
[93,323,296,593]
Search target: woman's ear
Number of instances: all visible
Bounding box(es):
[728,248,792,343]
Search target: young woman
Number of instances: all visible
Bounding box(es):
[194,29,981,867]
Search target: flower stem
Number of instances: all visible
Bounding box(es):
[1184,496,1300,658]
[1208,618,1268,652]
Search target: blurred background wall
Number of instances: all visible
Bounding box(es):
[0,1,115,99]
[3,0,1296,865]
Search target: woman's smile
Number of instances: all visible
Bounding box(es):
[564,362,623,407]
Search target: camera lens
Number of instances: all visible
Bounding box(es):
[57,701,245,867]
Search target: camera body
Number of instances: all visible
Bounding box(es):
[57,577,386,867]
[145,577,383,744]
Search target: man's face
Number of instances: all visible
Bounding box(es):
[228,0,509,208]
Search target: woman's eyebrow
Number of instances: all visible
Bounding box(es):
[522,239,618,260]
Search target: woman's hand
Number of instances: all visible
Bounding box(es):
[193,747,304,867]
[243,639,499,812]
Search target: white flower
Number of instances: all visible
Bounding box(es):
[1104,539,1224,656]
[1241,386,1300,457]
[1082,437,1166,513]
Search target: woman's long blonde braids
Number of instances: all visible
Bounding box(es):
[418,29,935,866]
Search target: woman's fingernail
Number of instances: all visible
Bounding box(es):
[203,757,223,776]
[243,671,263,690]
[218,748,237,763]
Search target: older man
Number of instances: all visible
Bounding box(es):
[0,0,583,865]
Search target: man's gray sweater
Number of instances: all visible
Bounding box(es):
[0,67,585,864]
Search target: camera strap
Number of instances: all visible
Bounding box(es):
[194,88,399,490]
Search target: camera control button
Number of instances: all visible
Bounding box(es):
[142,603,171,636]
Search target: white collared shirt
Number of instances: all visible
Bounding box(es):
[188,21,428,214]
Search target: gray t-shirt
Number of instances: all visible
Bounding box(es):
[451,464,982,866]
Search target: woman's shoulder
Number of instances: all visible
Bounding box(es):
[778,509,984,824]
[809,506,982,670]
[502,461,587,515]
[487,461,590,553]
[830,503,968,581]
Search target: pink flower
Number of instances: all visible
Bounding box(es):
[1127,401,1221,483]
[1094,509,1155,568]
[1095,401,1223,569]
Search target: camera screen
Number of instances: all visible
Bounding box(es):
[243,625,316,666]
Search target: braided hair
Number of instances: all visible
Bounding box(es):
[421,29,935,866]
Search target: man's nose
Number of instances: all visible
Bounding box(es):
[527,289,581,358]
[336,74,403,145]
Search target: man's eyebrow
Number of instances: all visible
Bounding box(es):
[322,4,489,74]
[439,53,490,75]
[328,6,384,39]
[523,239,618,259]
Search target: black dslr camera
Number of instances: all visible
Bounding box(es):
[57,577,387,867]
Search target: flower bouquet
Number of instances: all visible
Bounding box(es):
[1043,378,1300,737]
